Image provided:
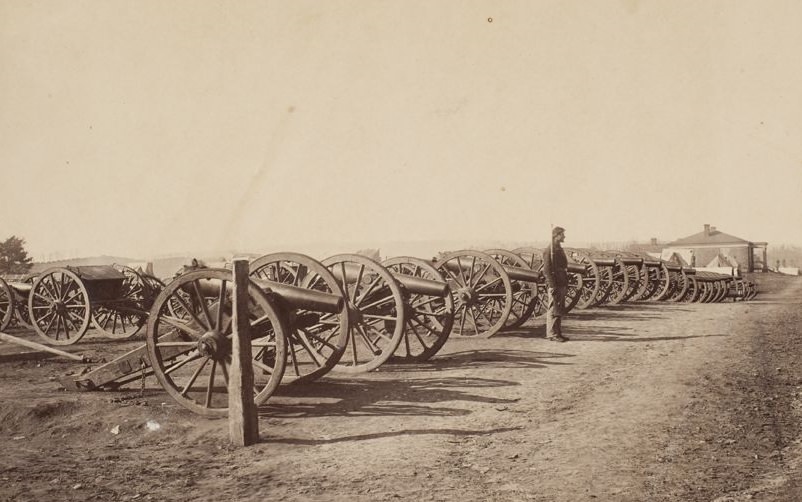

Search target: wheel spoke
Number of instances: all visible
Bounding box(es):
[180,356,210,396]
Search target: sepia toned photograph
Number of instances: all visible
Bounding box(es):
[1,1,801,500]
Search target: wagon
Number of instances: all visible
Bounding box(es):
[22,264,162,345]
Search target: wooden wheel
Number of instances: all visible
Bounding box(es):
[668,270,690,302]
[250,252,349,383]
[605,258,630,305]
[0,278,13,331]
[746,282,758,300]
[650,264,672,301]
[634,264,660,301]
[680,276,698,303]
[566,249,600,309]
[511,247,548,317]
[146,269,288,417]
[91,265,151,339]
[28,268,91,345]
[322,254,406,373]
[565,271,584,312]
[718,281,732,302]
[435,250,513,338]
[383,256,454,362]
[593,265,614,305]
[485,249,539,330]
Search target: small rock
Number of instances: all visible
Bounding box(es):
[73,484,82,490]
[110,425,120,435]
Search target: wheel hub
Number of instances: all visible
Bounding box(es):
[197,330,228,358]
[456,287,477,306]
[347,302,363,323]
[53,300,68,315]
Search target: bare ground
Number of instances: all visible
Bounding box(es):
[1,274,801,501]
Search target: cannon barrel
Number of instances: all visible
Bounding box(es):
[193,277,343,314]
[665,264,682,272]
[682,267,696,275]
[395,274,449,298]
[505,265,543,283]
[643,259,662,267]
[253,279,343,314]
[619,257,643,266]
[441,260,541,284]
[567,263,587,275]
[592,258,617,267]
[331,262,448,297]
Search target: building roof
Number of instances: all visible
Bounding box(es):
[667,225,751,247]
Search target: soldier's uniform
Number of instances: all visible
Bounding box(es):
[541,226,569,342]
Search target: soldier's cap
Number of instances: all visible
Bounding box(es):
[552,226,566,237]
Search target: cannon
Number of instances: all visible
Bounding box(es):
[382,256,455,362]
[145,267,292,416]
[433,250,514,338]
[484,249,544,330]
[67,254,347,415]
[249,253,350,383]
[322,254,409,372]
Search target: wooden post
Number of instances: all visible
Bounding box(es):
[229,258,259,446]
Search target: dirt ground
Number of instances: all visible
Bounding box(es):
[1,273,801,502]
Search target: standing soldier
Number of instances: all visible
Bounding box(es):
[542,226,569,342]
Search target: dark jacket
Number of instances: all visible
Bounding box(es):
[542,244,568,288]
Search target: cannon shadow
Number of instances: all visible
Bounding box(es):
[261,375,522,419]
[260,425,524,446]
[385,348,575,372]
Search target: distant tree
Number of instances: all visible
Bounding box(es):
[0,236,33,274]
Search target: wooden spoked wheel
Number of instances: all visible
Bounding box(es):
[484,249,539,330]
[0,278,13,331]
[566,250,599,310]
[605,259,630,305]
[28,268,92,345]
[511,247,547,317]
[650,264,672,302]
[680,276,698,303]
[593,266,614,306]
[511,247,543,271]
[632,265,660,301]
[91,265,152,339]
[146,269,288,417]
[435,250,513,339]
[565,272,584,312]
[322,254,406,374]
[250,252,349,383]
[746,282,758,301]
[382,256,454,362]
[655,267,680,302]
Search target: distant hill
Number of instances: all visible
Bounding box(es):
[30,255,139,273]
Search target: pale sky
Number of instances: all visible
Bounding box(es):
[2,1,801,261]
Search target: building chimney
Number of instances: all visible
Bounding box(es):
[650,238,658,246]
[704,224,710,236]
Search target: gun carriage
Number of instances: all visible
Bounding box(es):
[2,265,163,345]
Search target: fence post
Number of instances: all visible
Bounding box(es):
[229,258,259,446]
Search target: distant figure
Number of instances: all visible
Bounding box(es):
[690,250,696,267]
[542,226,569,342]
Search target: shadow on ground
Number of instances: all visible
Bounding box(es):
[262,375,524,419]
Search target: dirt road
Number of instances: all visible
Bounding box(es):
[1,274,801,501]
